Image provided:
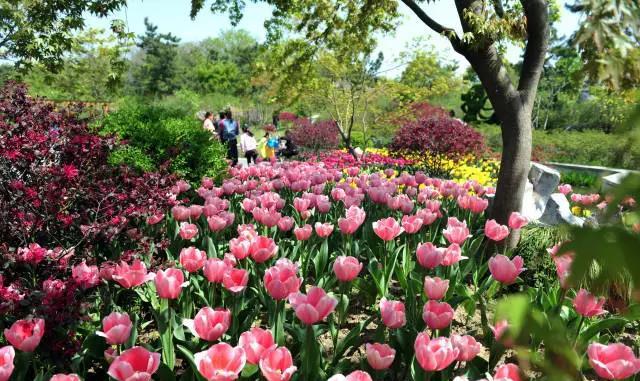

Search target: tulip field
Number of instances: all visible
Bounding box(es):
[1,161,639,381]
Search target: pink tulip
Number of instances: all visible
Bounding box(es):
[379,298,406,329]
[294,224,313,240]
[288,286,338,325]
[238,328,276,365]
[416,208,439,225]
[365,342,395,370]
[423,276,449,300]
[558,183,573,195]
[179,222,199,240]
[50,374,81,381]
[293,197,311,212]
[338,217,361,235]
[327,371,373,381]
[194,343,246,381]
[488,255,525,285]
[414,333,459,371]
[333,256,363,282]
[0,346,15,381]
[372,218,403,241]
[4,318,45,352]
[108,347,160,381]
[443,217,470,245]
[441,244,466,266]
[314,222,334,238]
[155,268,187,299]
[229,238,252,260]
[494,363,521,381]
[250,236,278,263]
[147,213,165,225]
[490,320,509,341]
[171,205,191,221]
[96,312,132,345]
[422,300,454,329]
[345,206,366,226]
[207,215,227,232]
[71,261,100,289]
[277,217,294,232]
[451,335,482,362]
[189,205,204,219]
[574,289,607,317]
[401,215,423,234]
[259,346,297,381]
[104,347,117,363]
[484,219,510,241]
[508,212,528,230]
[588,342,640,380]
[469,196,489,214]
[264,259,302,300]
[179,247,207,273]
[184,307,231,342]
[242,198,257,212]
[223,268,249,293]
[203,258,229,283]
[416,242,444,269]
[553,253,573,288]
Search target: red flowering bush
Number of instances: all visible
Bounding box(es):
[390,114,486,159]
[289,118,340,152]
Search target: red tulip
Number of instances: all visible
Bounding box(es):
[294,224,313,240]
[49,374,81,381]
[573,288,606,317]
[71,261,100,289]
[112,259,155,288]
[223,268,249,293]
[365,342,395,370]
[108,347,160,381]
[179,222,199,240]
[442,217,470,245]
[203,258,229,283]
[259,346,297,381]
[416,242,444,269]
[264,259,302,300]
[488,255,525,285]
[508,212,529,230]
[372,217,403,241]
[484,219,510,241]
[250,236,278,263]
[333,256,363,282]
[401,215,423,234]
[493,363,521,381]
[422,300,454,329]
[451,334,482,362]
[423,276,449,300]
[179,247,207,273]
[4,318,45,352]
[238,328,276,365]
[154,268,187,299]
[184,307,231,342]
[314,222,334,238]
[96,312,132,345]
[288,286,338,325]
[194,343,246,381]
[0,346,15,381]
[588,342,640,380]
[414,333,459,371]
[379,298,406,329]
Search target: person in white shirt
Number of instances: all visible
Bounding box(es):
[203,112,217,138]
[240,126,258,164]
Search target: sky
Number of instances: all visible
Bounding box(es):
[86,0,583,77]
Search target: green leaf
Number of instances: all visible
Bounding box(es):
[578,317,628,346]
[177,345,207,381]
[156,363,177,381]
[241,363,259,378]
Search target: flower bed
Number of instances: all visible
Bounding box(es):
[1,160,637,381]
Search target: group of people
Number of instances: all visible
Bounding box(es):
[203,110,298,166]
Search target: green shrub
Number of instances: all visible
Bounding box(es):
[560,171,600,192]
[97,100,227,182]
[513,226,567,288]
[475,124,640,169]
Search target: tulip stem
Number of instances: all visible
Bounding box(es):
[274,299,285,346]
[573,316,584,349]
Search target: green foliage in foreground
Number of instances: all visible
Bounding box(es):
[96,99,227,182]
[477,124,640,169]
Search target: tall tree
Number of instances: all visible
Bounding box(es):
[129,18,180,98]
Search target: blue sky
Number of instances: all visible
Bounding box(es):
[86,0,582,76]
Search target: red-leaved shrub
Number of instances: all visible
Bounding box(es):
[289,118,340,152]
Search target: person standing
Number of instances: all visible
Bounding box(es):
[203,112,217,138]
[240,126,258,164]
[217,111,226,141]
[221,110,239,166]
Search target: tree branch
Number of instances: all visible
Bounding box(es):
[517,0,549,104]
[400,0,461,48]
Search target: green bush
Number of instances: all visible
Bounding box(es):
[513,226,567,288]
[476,124,640,169]
[96,99,227,182]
